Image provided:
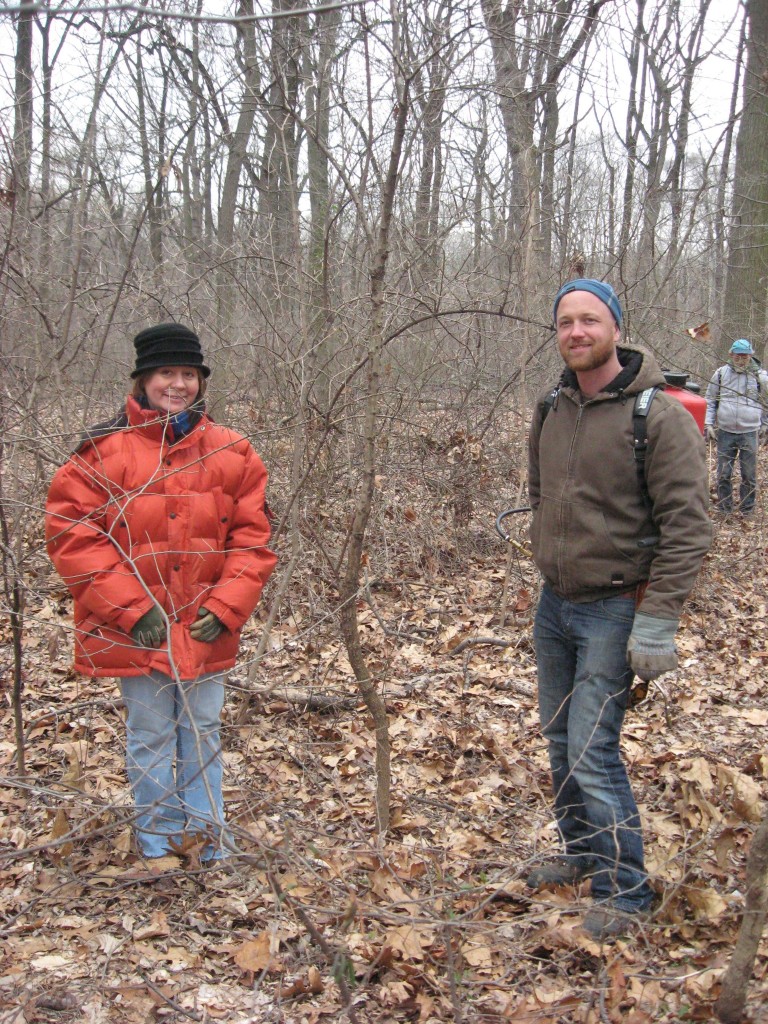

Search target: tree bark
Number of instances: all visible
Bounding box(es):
[12,0,35,220]
[303,2,340,410]
[721,0,768,360]
[217,0,261,329]
[256,0,302,262]
[714,12,747,319]
[337,14,411,835]
[135,40,166,279]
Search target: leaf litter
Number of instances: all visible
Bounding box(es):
[1,468,767,1023]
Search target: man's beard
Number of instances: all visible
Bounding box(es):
[565,342,614,372]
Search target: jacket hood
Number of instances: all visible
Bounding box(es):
[558,343,665,400]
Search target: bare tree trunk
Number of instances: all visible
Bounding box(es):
[257,0,302,258]
[35,5,78,371]
[160,8,216,260]
[61,14,137,412]
[135,41,166,281]
[714,11,746,319]
[181,1,206,283]
[715,811,768,1024]
[216,0,261,340]
[303,2,340,411]
[618,0,645,287]
[634,0,710,314]
[410,5,453,294]
[337,15,411,835]
[12,0,34,220]
[0,412,25,779]
[472,97,488,273]
[721,0,768,360]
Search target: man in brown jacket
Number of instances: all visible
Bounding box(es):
[526,279,711,940]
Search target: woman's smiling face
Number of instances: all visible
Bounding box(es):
[143,366,200,415]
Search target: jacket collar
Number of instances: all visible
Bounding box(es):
[125,395,205,444]
[727,356,761,374]
[559,344,664,401]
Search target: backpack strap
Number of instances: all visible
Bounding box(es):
[542,384,658,493]
[632,387,658,513]
[540,386,559,425]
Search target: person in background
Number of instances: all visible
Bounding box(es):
[705,338,768,517]
[46,323,277,862]
[526,279,711,940]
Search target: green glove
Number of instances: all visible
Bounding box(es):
[627,612,678,682]
[189,607,225,643]
[131,606,167,648]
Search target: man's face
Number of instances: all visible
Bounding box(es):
[731,352,751,369]
[555,291,620,373]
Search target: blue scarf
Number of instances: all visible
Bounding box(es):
[139,396,198,441]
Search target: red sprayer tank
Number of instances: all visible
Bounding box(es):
[661,371,706,436]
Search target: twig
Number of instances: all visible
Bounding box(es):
[444,923,464,1024]
[136,967,203,1021]
[451,637,515,655]
[231,683,359,713]
[268,870,360,1024]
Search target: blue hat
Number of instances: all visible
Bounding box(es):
[730,338,754,355]
[553,278,623,327]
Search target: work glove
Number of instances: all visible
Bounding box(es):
[705,425,717,443]
[131,606,167,648]
[189,607,225,643]
[626,613,678,682]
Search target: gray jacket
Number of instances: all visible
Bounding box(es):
[528,345,712,621]
[705,360,768,433]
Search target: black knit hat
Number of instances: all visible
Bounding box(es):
[131,323,210,378]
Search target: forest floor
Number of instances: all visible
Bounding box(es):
[1,450,767,1024]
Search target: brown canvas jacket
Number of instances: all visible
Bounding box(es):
[528,345,712,621]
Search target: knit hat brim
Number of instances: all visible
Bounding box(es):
[131,323,210,378]
[553,278,623,327]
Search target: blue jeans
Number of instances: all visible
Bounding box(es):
[120,671,227,859]
[716,429,758,513]
[533,585,653,911]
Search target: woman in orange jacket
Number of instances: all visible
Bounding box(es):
[46,323,277,860]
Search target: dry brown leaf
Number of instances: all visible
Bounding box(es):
[234,931,282,974]
[683,884,728,921]
[48,807,74,858]
[133,910,171,940]
[460,938,493,968]
[384,923,434,962]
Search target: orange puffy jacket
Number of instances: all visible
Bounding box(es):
[46,397,277,679]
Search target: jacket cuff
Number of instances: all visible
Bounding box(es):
[200,595,244,633]
[115,598,155,634]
